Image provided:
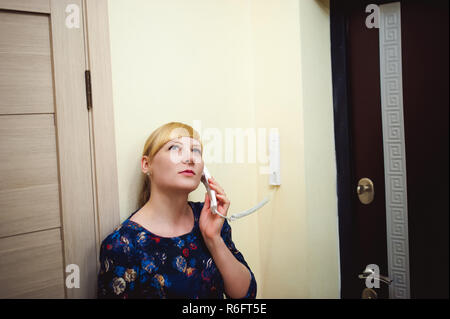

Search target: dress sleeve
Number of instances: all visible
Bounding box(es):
[220,220,257,299]
[97,231,140,299]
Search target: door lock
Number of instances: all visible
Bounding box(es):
[357,178,374,204]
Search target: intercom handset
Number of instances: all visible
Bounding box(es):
[200,166,271,222]
[200,166,219,216]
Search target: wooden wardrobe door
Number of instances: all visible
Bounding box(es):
[0,0,97,298]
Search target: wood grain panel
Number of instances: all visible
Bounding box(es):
[0,0,50,14]
[0,114,60,237]
[0,228,65,298]
[0,184,60,238]
[0,10,54,114]
[0,114,58,189]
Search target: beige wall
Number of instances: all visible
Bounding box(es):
[107,0,339,298]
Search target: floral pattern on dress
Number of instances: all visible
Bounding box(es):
[97,201,257,299]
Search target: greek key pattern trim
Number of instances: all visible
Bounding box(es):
[379,2,410,299]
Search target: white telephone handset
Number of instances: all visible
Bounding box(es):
[201,166,271,222]
[200,166,218,216]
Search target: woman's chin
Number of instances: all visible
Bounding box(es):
[169,183,198,194]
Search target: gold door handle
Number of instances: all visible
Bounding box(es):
[358,266,393,286]
[357,178,374,204]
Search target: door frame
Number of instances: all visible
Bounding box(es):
[330,0,355,299]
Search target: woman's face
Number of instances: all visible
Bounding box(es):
[144,136,204,193]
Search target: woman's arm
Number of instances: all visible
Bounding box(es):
[199,177,257,299]
[205,236,252,299]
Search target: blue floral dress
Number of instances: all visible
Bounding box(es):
[97,201,257,299]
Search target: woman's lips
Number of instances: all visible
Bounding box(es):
[179,170,195,176]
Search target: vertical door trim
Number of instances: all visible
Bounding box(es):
[330,0,354,299]
[49,0,97,298]
[83,0,121,264]
[379,2,411,299]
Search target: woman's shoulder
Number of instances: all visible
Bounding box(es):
[100,219,139,257]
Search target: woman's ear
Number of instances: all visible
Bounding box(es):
[142,155,151,174]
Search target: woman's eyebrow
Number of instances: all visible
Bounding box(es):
[171,141,201,147]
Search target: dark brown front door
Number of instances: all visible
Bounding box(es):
[332,0,448,299]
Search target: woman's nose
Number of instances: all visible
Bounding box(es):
[181,149,194,163]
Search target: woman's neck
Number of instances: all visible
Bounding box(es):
[144,188,191,225]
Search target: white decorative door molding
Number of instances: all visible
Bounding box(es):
[379,1,411,299]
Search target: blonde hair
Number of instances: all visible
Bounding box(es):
[137,122,203,208]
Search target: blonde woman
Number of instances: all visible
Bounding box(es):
[97,122,257,299]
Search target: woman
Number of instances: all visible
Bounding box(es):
[97,122,257,299]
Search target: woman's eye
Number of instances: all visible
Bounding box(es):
[169,145,201,154]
